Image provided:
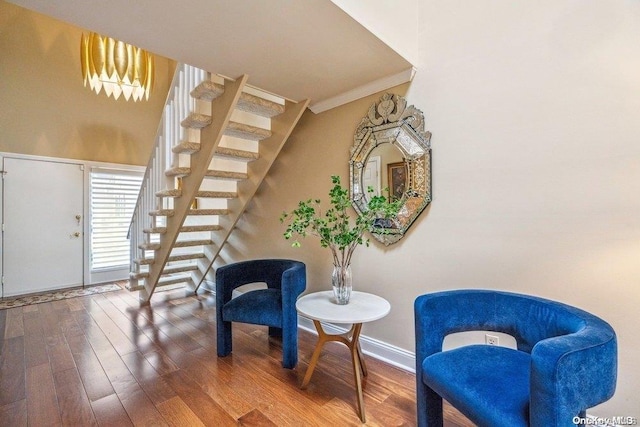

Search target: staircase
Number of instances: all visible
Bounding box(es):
[128,64,309,303]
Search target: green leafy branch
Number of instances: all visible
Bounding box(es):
[280,175,402,267]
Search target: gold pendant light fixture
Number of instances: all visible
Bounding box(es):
[81,32,154,101]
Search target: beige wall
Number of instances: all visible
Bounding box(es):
[0,1,174,165]
[233,1,640,418]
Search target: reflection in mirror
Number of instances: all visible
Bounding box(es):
[350,93,432,245]
[362,143,405,201]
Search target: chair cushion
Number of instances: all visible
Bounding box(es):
[222,288,283,328]
[422,345,530,427]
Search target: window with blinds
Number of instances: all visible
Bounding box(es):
[90,169,143,271]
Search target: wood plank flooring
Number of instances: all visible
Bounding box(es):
[0,286,474,426]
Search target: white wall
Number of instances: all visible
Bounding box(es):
[226,0,640,419]
[409,1,640,417]
[330,0,419,64]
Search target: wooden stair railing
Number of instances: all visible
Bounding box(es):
[137,75,248,302]
[129,64,308,303]
[192,99,309,291]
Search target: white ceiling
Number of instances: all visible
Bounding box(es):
[7,0,414,113]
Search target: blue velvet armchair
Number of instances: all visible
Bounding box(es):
[216,259,306,369]
[414,290,617,427]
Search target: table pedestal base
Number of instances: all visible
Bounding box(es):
[301,320,368,422]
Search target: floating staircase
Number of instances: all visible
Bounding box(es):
[128,64,308,303]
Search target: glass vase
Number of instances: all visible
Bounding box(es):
[332,264,352,305]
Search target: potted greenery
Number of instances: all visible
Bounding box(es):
[280,175,401,304]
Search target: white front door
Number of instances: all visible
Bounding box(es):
[2,157,84,297]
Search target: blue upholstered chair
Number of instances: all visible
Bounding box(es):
[414,290,617,427]
[216,259,306,369]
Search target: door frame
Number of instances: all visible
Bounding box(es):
[0,152,144,294]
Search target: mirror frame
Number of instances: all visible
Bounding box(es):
[350,93,432,245]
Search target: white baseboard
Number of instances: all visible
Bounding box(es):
[204,284,417,373]
[297,315,416,373]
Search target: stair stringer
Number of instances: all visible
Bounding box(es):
[139,75,249,303]
[192,98,310,291]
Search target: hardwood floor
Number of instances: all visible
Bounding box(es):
[0,286,474,426]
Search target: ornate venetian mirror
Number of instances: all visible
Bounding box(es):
[350,93,432,245]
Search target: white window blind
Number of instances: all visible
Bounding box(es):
[90,169,143,271]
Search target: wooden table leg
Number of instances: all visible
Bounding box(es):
[356,339,367,377]
[349,323,366,422]
[300,320,327,388]
[300,320,368,422]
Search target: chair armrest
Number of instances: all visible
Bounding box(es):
[215,263,245,305]
[414,294,449,364]
[530,327,617,426]
[281,263,306,310]
[280,262,306,336]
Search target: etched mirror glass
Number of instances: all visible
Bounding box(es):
[350,93,432,245]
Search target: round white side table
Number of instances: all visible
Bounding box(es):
[296,291,391,422]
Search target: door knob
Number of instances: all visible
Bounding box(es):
[71,232,81,238]
[75,214,82,224]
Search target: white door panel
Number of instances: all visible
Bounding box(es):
[2,157,84,297]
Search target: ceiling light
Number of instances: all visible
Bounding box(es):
[80,32,154,101]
